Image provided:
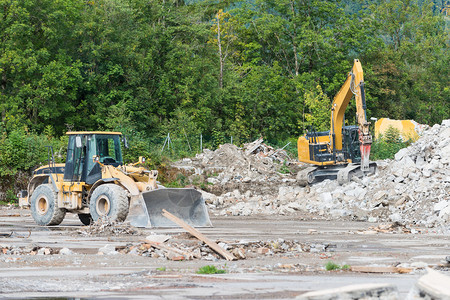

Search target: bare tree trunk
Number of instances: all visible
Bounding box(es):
[1,72,5,121]
[290,0,299,77]
[217,15,223,89]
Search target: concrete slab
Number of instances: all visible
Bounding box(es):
[297,283,398,299]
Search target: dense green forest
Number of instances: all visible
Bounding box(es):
[1,0,448,139]
[0,0,448,184]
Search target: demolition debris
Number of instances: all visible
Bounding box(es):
[175,120,450,229]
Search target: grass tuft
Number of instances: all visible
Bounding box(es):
[196,265,226,274]
[325,261,350,271]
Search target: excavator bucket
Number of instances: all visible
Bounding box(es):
[127,188,212,228]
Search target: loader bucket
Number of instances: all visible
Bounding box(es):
[127,188,212,228]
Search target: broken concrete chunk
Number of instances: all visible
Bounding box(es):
[59,248,73,255]
[297,283,398,300]
[145,234,171,244]
[415,268,450,299]
[257,247,270,254]
[434,200,450,212]
[206,178,220,185]
[232,248,246,259]
[395,147,410,161]
[37,248,51,255]
[98,244,118,255]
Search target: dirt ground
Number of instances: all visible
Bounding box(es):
[1,207,449,299]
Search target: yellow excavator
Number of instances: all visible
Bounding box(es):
[297,59,376,185]
[18,131,211,227]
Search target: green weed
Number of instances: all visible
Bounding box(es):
[196,265,226,274]
[156,267,166,271]
[325,261,350,271]
[278,162,291,174]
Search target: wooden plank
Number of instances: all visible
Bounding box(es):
[351,266,412,273]
[162,209,236,261]
[142,239,194,260]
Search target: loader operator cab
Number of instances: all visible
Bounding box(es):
[63,132,124,185]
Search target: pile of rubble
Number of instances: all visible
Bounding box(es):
[200,120,450,228]
[173,139,296,195]
[0,245,74,256]
[77,217,140,236]
[103,235,317,261]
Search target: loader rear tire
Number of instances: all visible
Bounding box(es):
[89,184,129,222]
[30,184,66,226]
[78,213,93,225]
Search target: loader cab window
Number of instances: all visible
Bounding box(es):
[94,135,123,166]
[64,134,86,182]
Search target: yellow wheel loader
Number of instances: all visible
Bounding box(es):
[18,131,211,227]
[297,59,377,185]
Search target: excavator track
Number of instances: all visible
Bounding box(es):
[337,162,377,185]
[297,167,318,186]
[297,163,377,186]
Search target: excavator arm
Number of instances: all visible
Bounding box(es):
[330,59,372,171]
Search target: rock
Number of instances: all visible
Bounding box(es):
[37,248,51,255]
[389,213,403,223]
[422,169,432,177]
[410,261,428,269]
[218,242,230,250]
[434,201,450,212]
[207,178,220,185]
[287,201,303,211]
[146,234,171,244]
[166,251,185,261]
[439,206,450,221]
[395,147,410,161]
[232,248,246,259]
[257,247,270,254]
[128,248,140,255]
[59,248,73,255]
[98,244,118,255]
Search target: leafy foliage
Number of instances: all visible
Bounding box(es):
[370,126,411,160]
[0,0,448,200]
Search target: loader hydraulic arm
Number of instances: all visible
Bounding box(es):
[330,59,372,170]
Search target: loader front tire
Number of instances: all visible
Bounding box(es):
[89,184,129,222]
[78,213,93,225]
[30,184,66,226]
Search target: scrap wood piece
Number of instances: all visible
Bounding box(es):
[161,209,236,261]
[351,266,412,274]
[245,138,264,155]
[142,239,194,260]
